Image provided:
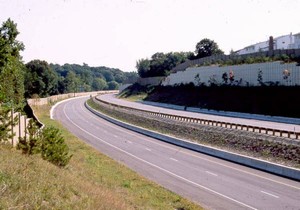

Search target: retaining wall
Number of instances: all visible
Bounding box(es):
[27,91,118,106]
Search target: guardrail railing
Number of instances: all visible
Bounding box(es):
[94,96,300,140]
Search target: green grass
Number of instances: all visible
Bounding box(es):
[121,93,148,102]
[0,104,203,210]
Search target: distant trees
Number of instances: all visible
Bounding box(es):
[137,52,191,78]
[136,38,224,78]
[92,78,107,90]
[25,63,138,98]
[24,61,138,99]
[64,70,79,93]
[49,64,137,94]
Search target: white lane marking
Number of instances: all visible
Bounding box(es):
[62,104,258,210]
[50,95,89,119]
[170,158,178,162]
[113,135,118,138]
[80,100,300,191]
[145,148,151,151]
[206,171,218,177]
[127,141,133,144]
[261,191,279,199]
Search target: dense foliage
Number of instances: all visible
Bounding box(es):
[136,52,193,78]
[0,18,25,110]
[18,120,72,167]
[0,19,25,146]
[40,126,72,167]
[25,60,59,98]
[48,63,138,96]
[23,61,138,98]
[194,38,224,59]
[136,38,223,78]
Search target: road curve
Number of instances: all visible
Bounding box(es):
[53,97,300,210]
[98,94,300,133]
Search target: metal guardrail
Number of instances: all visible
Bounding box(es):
[95,96,300,140]
[86,101,300,180]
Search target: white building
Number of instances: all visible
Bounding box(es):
[236,33,300,55]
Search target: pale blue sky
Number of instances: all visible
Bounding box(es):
[1,0,299,71]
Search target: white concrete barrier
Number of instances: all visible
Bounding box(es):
[85,101,300,181]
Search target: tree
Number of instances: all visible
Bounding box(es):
[64,71,79,93]
[149,52,168,77]
[17,119,40,155]
[0,18,25,110]
[195,38,224,59]
[25,60,59,98]
[107,81,119,90]
[124,71,138,83]
[102,70,114,82]
[40,126,72,167]
[0,106,14,142]
[136,52,191,78]
[136,58,151,78]
[92,78,107,90]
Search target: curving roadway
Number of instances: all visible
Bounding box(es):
[52,96,300,210]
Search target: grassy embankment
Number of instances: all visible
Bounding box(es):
[0,103,203,210]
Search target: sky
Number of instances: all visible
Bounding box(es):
[1,0,300,72]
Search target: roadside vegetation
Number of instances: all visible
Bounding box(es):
[0,103,203,210]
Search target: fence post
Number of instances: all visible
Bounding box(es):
[19,112,21,143]
[11,108,14,146]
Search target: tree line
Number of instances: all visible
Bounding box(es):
[25,61,138,98]
[136,38,224,78]
[0,19,138,104]
[0,18,137,166]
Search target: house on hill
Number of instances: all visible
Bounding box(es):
[236,32,300,55]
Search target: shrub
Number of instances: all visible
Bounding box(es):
[17,119,40,155]
[40,126,72,167]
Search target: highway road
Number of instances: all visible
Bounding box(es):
[53,96,300,210]
[98,94,300,133]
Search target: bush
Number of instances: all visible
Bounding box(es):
[40,126,72,167]
[18,123,72,167]
[17,119,40,155]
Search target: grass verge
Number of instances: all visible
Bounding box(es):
[0,103,203,210]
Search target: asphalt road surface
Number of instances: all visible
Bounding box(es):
[53,96,300,210]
